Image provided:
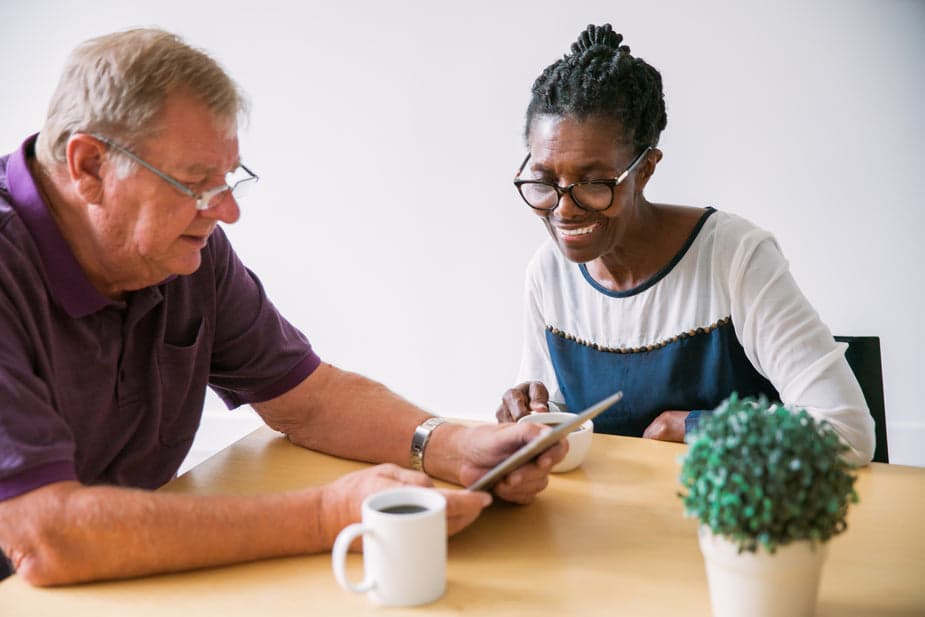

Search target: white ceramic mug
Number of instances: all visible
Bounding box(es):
[518,411,594,472]
[331,486,447,607]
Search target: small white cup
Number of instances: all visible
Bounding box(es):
[518,411,594,472]
[332,486,446,607]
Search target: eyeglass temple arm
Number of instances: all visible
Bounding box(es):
[615,146,652,182]
[515,153,531,179]
[90,133,198,198]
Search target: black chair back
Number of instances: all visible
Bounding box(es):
[835,336,889,463]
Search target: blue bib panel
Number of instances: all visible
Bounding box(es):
[545,318,779,436]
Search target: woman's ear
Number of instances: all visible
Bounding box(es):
[635,148,663,191]
[66,134,107,204]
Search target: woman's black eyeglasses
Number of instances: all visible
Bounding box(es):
[513,146,652,212]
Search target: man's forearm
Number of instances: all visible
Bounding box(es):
[252,363,564,503]
[255,363,460,479]
[1,481,325,586]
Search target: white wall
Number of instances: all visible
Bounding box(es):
[2,0,922,467]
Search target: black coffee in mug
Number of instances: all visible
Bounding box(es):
[379,504,428,515]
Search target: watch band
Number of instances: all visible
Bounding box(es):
[410,417,448,472]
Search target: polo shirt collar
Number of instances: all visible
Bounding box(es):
[7,134,114,318]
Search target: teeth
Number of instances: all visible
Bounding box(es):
[559,224,596,237]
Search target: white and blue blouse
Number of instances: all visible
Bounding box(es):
[516,208,875,465]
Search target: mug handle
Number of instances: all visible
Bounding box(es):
[332,523,375,593]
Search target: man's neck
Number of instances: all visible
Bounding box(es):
[27,155,127,301]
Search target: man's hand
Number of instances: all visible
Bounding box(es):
[495,381,551,423]
[642,410,690,443]
[317,464,492,548]
[435,423,567,505]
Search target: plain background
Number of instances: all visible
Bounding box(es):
[1,0,922,468]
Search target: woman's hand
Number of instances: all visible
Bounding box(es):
[495,381,551,423]
[642,410,690,443]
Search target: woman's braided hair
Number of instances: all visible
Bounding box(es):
[526,24,667,151]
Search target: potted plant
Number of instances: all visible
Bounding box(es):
[679,393,859,617]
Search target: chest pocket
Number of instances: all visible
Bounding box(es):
[156,318,209,447]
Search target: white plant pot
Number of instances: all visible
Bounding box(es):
[698,526,828,617]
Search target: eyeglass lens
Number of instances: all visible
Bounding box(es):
[200,169,256,209]
[520,182,614,211]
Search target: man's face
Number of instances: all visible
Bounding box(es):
[93,91,241,293]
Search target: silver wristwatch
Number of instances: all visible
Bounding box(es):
[410,417,448,472]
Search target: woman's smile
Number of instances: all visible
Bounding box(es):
[554,222,599,240]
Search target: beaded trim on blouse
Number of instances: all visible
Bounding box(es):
[546,316,732,355]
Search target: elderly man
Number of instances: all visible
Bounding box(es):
[0,29,565,587]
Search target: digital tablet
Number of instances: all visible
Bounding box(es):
[466,390,623,492]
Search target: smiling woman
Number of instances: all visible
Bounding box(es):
[495,24,876,467]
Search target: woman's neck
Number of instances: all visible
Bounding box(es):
[586,202,704,292]
[586,200,663,292]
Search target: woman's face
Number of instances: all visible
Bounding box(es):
[523,114,653,264]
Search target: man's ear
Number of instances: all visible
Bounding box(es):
[66,134,107,204]
[634,148,663,193]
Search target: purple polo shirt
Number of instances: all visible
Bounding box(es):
[0,135,321,500]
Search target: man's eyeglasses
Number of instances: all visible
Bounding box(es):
[91,133,259,211]
[513,146,651,212]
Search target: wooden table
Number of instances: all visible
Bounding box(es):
[2,426,923,616]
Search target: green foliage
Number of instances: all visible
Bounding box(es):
[679,394,858,553]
